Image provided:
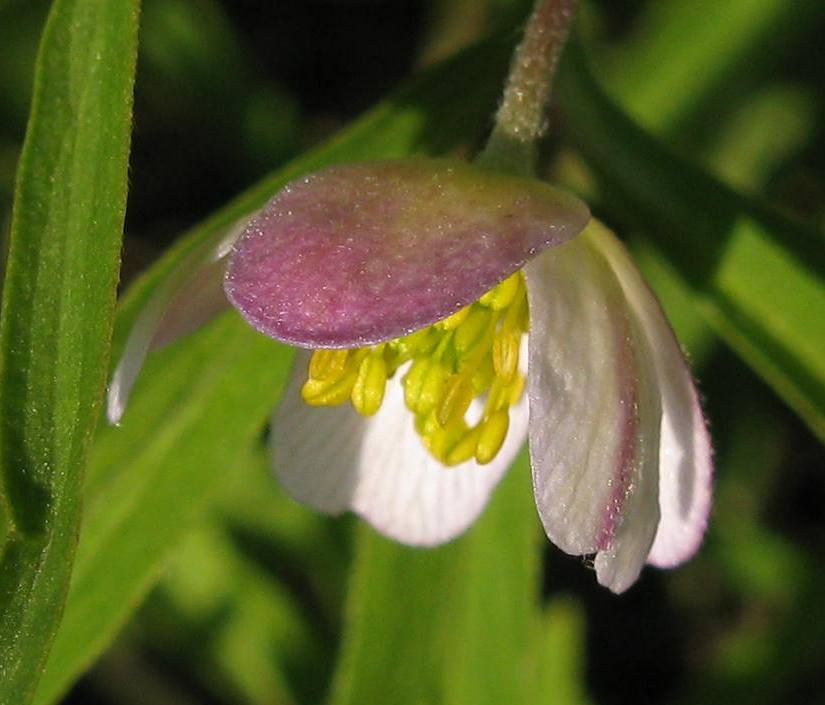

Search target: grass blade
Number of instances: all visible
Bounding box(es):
[0,0,139,701]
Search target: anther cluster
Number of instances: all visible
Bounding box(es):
[301,272,529,465]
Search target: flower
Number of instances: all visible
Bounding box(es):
[108,0,711,593]
[108,157,712,593]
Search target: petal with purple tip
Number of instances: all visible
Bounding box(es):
[107,218,248,424]
[593,225,713,568]
[224,158,589,348]
[525,224,663,593]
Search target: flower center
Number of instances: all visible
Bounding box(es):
[301,271,529,466]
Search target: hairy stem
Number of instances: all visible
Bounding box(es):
[478,0,578,174]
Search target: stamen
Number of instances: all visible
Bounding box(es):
[476,410,510,464]
[351,349,388,416]
[309,348,350,380]
[303,271,529,466]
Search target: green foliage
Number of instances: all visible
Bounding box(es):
[330,455,539,705]
[559,41,825,441]
[33,31,518,704]
[0,0,139,702]
[0,1,823,705]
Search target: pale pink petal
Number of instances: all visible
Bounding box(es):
[525,229,662,592]
[272,351,529,545]
[106,219,248,424]
[148,257,231,350]
[592,328,662,592]
[225,158,589,349]
[592,224,712,568]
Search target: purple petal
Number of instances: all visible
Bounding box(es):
[224,158,589,348]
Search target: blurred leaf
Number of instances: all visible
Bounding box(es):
[329,453,541,705]
[686,373,825,705]
[702,85,816,193]
[0,0,51,130]
[138,0,300,174]
[216,445,350,640]
[533,598,592,705]
[559,42,825,443]
[0,0,138,702]
[139,444,341,705]
[578,0,820,390]
[603,0,825,135]
[33,318,292,705]
[34,33,519,704]
[146,518,307,705]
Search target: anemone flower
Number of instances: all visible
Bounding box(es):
[108,155,712,593]
[108,0,711,592]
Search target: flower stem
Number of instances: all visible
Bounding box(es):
[477,0,579,176]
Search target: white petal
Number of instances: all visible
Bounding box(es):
[525,228,662,592]
[592,224,712,568]
[269,352,367,514]
[107,218,250,424]
[272,351,529,546]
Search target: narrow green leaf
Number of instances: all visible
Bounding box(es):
[33,318,292,705]
[139,441,345,705]
[34,34,517,704]
[0,0,138,702]
[533,598,592,705]
[329,454,540,705]
[604,0,825,135]
[558,42,825,442]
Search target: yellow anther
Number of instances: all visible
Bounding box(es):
[453,307,492,357]
[471,357,495,394]
[508,374,525,405]
[475,410,510,464]
[492,328,520,381]
[301,268,530,467]
[416,409,441,438]
[309,348,350,381]
[437,373,475,427]
[351,353,388,416]
[479,271,522,310]
[301,371,358,407]
[391,327,436,360]
[403,358,449,416]
[425,418,470,465]
[485,378,513,415]
[445,426,482,466]
[438,305,471,331]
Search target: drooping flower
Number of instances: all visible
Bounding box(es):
[108,157,712,592]
[107,0,712,592]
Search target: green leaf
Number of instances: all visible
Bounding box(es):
[558,42,825,443]
[34,34,518,704]
[33,318,293,705]
[533,598,592,705]
[328,454,541,705]
[603,0,825,135]
[139,442,347,705]
[0,0,138,702]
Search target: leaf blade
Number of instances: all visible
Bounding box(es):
[0,0,139,701]
[328,454,540,705]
